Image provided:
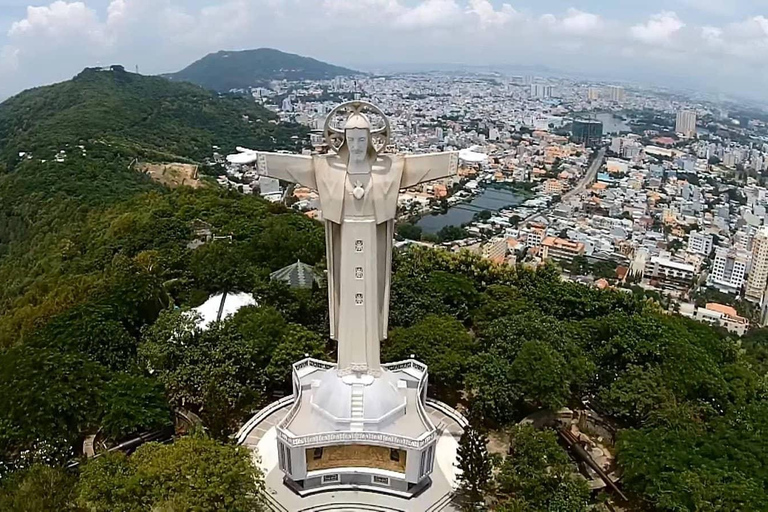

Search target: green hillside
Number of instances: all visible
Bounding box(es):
[0,65,306,165]
[164,48,358,92]
[0,65,315,346]
[0,65,327,485]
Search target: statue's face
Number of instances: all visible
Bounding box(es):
[346,128,369,163]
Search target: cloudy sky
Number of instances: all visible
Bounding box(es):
[2,0,768,101]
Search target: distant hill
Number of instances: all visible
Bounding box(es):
[164,48,359,92]
[0,65,306,165]
[0,65,310,344]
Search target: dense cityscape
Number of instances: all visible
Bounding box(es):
[218,72,768,336]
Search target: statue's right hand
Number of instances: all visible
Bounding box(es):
[226,147,259,166]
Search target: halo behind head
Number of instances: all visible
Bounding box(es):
[344,113,372,131]
[324,101,391,154]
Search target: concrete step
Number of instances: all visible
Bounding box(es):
[350,385,365,420]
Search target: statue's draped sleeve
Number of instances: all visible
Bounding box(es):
[257,152,317,190]
[400,151,459,189]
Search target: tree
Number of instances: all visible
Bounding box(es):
[437,225,469,242]
[138,310,264,438]
[570,255,590,276]
[99,374,172,441]
[30,304,137,371]
[0,464,82,512]
[668,239,684,254]
[77,436,264,512]
[264,324,327,393]
[190,241,256,294]
[396,223,423,241]
[455,424,493,510]
[384,315,475,399]
[476,210,492,222]
[0,347,107,473]
[496,425,589,512]
[509,340,570,411]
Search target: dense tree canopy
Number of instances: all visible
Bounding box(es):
[495,425,590,511]
[76,436,264,512]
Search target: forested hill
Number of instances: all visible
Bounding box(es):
[163,48,359,92]
[0,65,306,166]
[0,63,326,497]
[0,65,314,347]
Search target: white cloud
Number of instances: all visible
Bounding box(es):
[9,1,108,45]
[560,8,602,36]
[4,1,768,100]
[394,0,462,29]
[466,0,517,27]
[631,11,685,45]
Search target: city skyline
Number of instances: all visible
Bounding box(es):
[3,0,768,101]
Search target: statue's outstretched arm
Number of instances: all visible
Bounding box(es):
[401,152,459,189]
[228,148,316,189]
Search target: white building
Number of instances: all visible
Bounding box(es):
[606,85,625,103]
[530,84,553,99]
[676,110,697,138]
[680,302,749,336]
[687,231,713,257]
[645,256,695,289]
[709,248,749,292]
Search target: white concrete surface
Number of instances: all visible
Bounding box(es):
[244,403,462,512]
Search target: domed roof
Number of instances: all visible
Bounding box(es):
[312,371,351,419]
[311,370,405,426]
[363,371,404,420]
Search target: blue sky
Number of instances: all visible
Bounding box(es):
[2,0,768,100]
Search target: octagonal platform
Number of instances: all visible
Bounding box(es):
[237,397,466,512]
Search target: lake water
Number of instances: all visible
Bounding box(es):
[595,113,631,135]
[416,187,524,234]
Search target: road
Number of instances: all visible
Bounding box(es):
[564,146,607,201]
[521,146,607,223]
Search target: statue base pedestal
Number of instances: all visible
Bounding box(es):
[273,358,438,497]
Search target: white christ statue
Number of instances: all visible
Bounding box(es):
[229,101,458,375]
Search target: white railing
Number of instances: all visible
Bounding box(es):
[382,359,427,373]
[294,358,337,372]
[426,398,469,429]
[277,428,437,450]
[235,396,295,444]
[275,358,439,451]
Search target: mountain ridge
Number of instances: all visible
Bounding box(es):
[163,48,359,92]
[0,65,311,344]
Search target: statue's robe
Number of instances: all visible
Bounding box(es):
[253,150,458,373]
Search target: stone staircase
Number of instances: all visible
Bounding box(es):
[350,384,365,431]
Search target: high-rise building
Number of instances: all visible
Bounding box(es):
[687,231,713,257]
[572,119,603,147]
[709,248,749,292]
[606,86,625,103]
[530,84,553,99]
[588,88,600,101]
[746,226,768,301]
[676,109,697,138]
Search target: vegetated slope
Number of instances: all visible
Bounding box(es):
[164,48,358,92]
[0,64,306,165]
[0,65,311,346]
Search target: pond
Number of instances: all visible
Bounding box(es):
[594,113,631,135]
[416,187,524,234]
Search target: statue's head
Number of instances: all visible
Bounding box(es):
[341,113,377,167]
